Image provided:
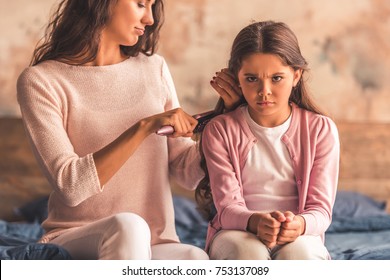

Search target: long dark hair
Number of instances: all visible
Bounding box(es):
[31,0,164,66]
[195,20,325,220]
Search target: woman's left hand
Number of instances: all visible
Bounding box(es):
[276,211,306,245]
[211,68,242,111]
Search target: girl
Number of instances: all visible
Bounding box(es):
[196,21,340,260]
[16,0,237,260]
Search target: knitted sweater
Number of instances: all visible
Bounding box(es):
[17,54,203,245]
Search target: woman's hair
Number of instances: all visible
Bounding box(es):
[195,20,324,220]
[31,0,164,66]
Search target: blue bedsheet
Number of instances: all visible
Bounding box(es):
[0,220,71,260]
[324,214,390,260]
[173,193,390,260]
[1,191,389,260]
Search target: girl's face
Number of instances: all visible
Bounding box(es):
[102,0,155,47]
[237,53,302,127]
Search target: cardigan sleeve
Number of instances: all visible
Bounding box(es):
[300,116,340,236]
[16,67,102,207]
[202,120,255,231]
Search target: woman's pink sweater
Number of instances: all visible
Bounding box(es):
[17,54,203,245]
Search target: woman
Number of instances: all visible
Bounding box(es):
[196,21,340,260]
[17,0,237,260]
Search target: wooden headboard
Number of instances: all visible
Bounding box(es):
[336,121,390,212]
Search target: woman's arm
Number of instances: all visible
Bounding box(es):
[94,107,197,186]
[17,66,197,207]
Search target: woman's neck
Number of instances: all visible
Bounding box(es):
[84,43,128,66]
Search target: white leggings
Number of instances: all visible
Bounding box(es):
[49,212,209,260]
[209,230,329,260]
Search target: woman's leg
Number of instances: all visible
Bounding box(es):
[208,230,270,260]
[272,235,330,260]
[151,243,209,260]
[50,212,151,260]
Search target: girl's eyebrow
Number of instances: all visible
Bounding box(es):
[243,72,286,76]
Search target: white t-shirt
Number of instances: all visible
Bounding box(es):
[241,106,299,213]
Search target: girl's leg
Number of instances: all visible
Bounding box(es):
[49,212,151,260]
[208,230,270,260]
[272,235,329,260]
[151,243,209,260]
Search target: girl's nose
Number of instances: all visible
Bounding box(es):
[257,83,271,96]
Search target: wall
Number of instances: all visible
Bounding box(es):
[1,0,390,121]
[1,0,390,210]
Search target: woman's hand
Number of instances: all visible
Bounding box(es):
[211,68,243,111]
[143,107,198,138]
[276,211,306,245]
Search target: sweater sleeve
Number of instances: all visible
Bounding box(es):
[202,120,255,231]
[159,57,204,190]
[300,116,340,235]
[17,67,102,207]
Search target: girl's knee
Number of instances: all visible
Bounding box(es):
[210,230,269,260]
[274,236,328,260]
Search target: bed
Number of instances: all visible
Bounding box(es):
[2,191,390,260]
[1,118,390,259]
[174,191,390,260]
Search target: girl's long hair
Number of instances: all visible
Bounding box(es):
[31,0,164,66]
[195,20,325,220]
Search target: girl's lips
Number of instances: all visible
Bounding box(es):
[257,101,274,106]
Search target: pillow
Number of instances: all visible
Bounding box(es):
[14,196,48,223]
[332,191,387,218]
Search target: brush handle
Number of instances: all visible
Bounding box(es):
[156,98,224,136]
[156,125,175,136]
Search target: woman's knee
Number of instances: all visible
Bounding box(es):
[110,213,150,234]
[101,213,151,259]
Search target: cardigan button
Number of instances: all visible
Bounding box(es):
[297,180,302,185]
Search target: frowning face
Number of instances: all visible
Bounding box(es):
[238,52,302,127]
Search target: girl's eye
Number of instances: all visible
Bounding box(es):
[246,76,258,82]
[272,76,283,82]
[138,2,146,8]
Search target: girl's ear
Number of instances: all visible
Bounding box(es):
[293,69,302,87]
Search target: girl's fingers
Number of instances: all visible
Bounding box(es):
[270,211,287,223]
[283,211,295,223]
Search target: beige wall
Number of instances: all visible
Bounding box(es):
[1,1,390,217]
[1,0,390,122]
